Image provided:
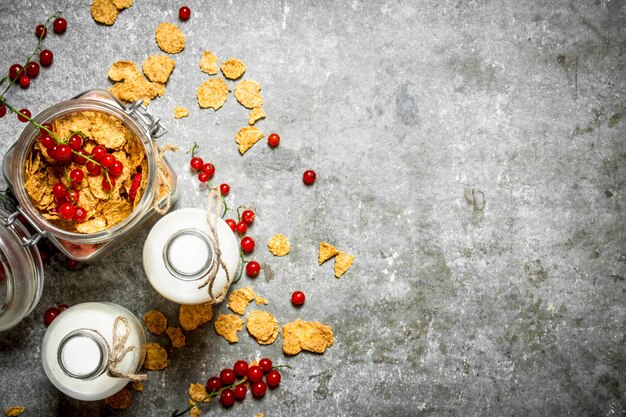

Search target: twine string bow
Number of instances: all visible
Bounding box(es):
[102,316,147,382]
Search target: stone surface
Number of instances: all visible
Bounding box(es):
[0,1,624,416]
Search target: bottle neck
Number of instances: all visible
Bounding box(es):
[57,329,108,380]
[163,228,215,281]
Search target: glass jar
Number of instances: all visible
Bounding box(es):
[41,302,146,401]
[1,89,178,262]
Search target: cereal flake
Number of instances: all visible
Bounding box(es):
[235,126,264,154]
[108,61,165,106]
[282,320,334,355]
[227,286,255,315]
[142,54,176,83]
[214,314,244,343]
[91,0,119,25]
[104,388,132,409]
[268,234,290,257]
[173,106,189,119]
[199,50,219,75]
[112,0,133,9]
[248,107,266,125]
[143,342,168,370]
[144,310,168,335]
[334,251,355,278]
[255,295,268,305]
[131,381,144,392]
[246,310,279,345]
[166,326,186,348]
[189,383,209,403]
[234,79,263,109]
[3,407,25,417]
[179,302,213,331]
[155,22,186,54]
[197,77,229,110]
[220,58,246,80]
[319,242,339,265]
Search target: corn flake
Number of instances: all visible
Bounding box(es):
[189,401,201,417]
[144,310,168,335]
[334,251,355,278]
[248,107,266,125]
[234,79,263,109]
[220,58,246,80]
[197,77,229,110]
[246,310,279,345]
[282,320,334,355]
[112,0,133,9]
[179,302,213,331]
[227,286,255,315]
[173,106,189,119]
[131,381,144,392]
[104,388,132,409]
[165,326,186,348]
[199,50,219,75]
[142,55,176,83]
[91,0,119,26]
[189,383,209,403]
[155,23,185,54]
[319,242,339,265]
[268,234,290,257]
[255,295,268,305]
[214,314,244,343]
[235,126,264,154]
[3,407,25,417]
[143,342,168,370]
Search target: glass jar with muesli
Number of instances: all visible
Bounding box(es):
[2,89,178,262]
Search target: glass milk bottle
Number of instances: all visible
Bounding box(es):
[41,302,146,401]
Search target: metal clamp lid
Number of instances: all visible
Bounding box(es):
[0,206,44,247]
[124,101,167,139]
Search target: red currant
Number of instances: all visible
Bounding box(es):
[220,183,230,196]
[266,370,281,388]
[73,149,89,165]
[247,365,263,382]
[291,291,306,306]
[245,261,261,277]
[179,6,191,20]
[0,104,6,118]
[91,145,106,161]
[240,236,255,253]
[35,24,47,39]
[303,170,316,185]
[100,153,115,169]
[233,384,247,401]
[189,156,203,170]
[241,209,255,225]
[58,203,75,220]
[40,50,53,67]
[68,134,82,150]
[233,360,248,377]
[19,75,30,89]
[58,304,69,312]
[17,108,31,122]
[39,134,55,149]
[235,221,247,235]
[44,307,60,326]
[225,219,236,231]
[206,377,222,393]
[40,123,52,133]
[65,259,79,269]
[109,160,124,177]
[198,172,209,183]
[201,163,215,178]
[52,183,66,198]
[250,381,267,398]
[86,161,101,175]
[73,207,87,222]
[25,62,40,78]
[53,17,67,34]
[268,133,280,148]
[69,169,84,184]
[219,389,235,408]
[68,189,79,204]
[220,368,236,386]
[9,64,23,81]
[54,144,72,162]
[54,194,68,206]
[259,358,273,372]
[102,177,115,192]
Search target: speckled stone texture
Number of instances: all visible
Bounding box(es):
[0,1,624,416]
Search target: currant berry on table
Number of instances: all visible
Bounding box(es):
[268,133,280,148]
[219,183,230,196]
[225,218,236,232]
[179,6,191,21]
[53,17,67,34]
[241,209,255,225]
[259,358,273,372]
[291,290,306,306]
[9,64,23,81]
[43,307,59,326]
[206,376,222,393]
[303,169,316,185]
[233,360,248,377]
[266,370,281,389]
[39,49,53,67]
[219,389,235,408]
[17,108,31,122]
[250,380,267,398]
[35,24,47,39]
[219,368,236,386]
[235,221,247,235]
[246,365,263,382]
[245,260,260,277]
[240,236,255,253]
[189,156,203,171]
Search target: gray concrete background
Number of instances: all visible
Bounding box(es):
[0,0,624,416]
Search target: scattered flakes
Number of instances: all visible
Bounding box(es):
[188,383,209,403]
[214,314,244,343]
[144,310,168,335]
[199,50,219,75]
[91,0,119,26]
[143,342,168,370]
[189,401,202,417]
[235,126,264,154]
[108,60,165,106]
[246,310,279,345]
[334,251,355,278]
[234,79,263,109]
[282,319,334,355]
[142,54,176,83]
[112,0,133,9]
[165,326,186,348]
[108,60,141,81]
[197,77,229,110]
[3,407,25,417]
[268,234,290,257]
[155,22,186,54]
[319,242,339,265]
[255,295,268,305]
[248,107,266,125]
[179,302,213,331]
[104,388,132,409]
[220,58,246,80]
[131,381,144,392]
[173,106,189,119]
[228,286,255,315]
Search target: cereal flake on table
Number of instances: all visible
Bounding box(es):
[214,314,244,343]
[142,54,176,83]
[189,401,202,417]
[144,310,168,335]
[3,407,25,417]
[143,342,168,370]
[282,319,334,355]
[268,233,290,256]
[90,0,119,25]
[334,251,355,278]
[199,50,219,75]
[188,383,210,403]
[104,388,132,409]
[248,107,266,125]
[246,310,279,345]
[155,22,186,54]
[227,286,255,315]
[108,60,165,105]
[255,295,268,305]
[234,79,263,109]
[319,241,339,265]
[112,0,133,9]
[131,381,144,392]
[235,126,264,154]
[166,326,186,348]
[173,106,189,119]
[179,302,213,331]
[197,77,229,110]
[220,58,246,80]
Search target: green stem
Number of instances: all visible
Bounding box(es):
[186,142,200,158]
[1,99,59,141]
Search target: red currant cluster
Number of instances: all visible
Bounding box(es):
[225,208,263,278]
[188,144,229,195]
[43,303,69,326]
[38,126,124,221]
